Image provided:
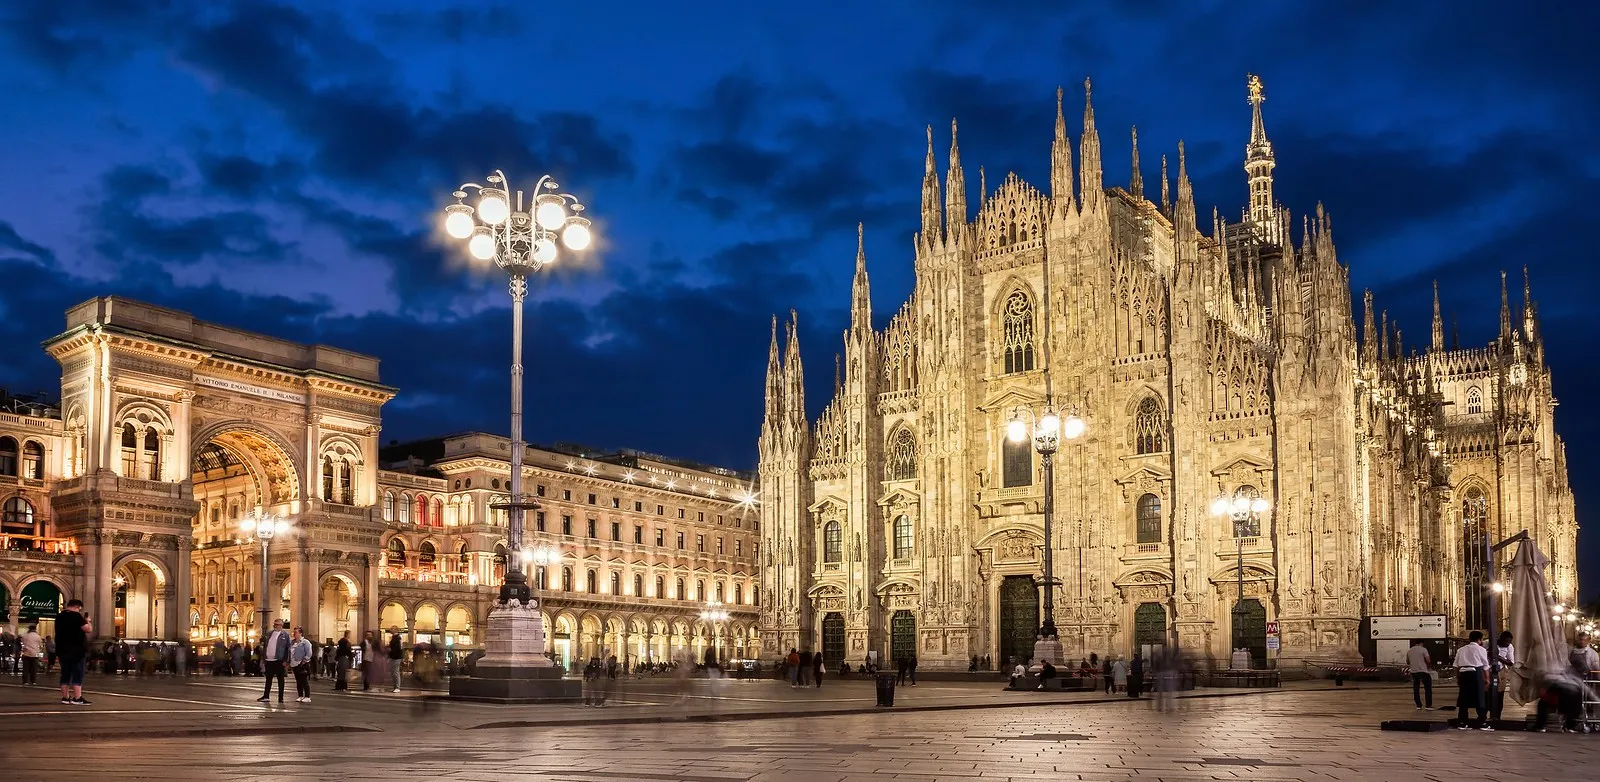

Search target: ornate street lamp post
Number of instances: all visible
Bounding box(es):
[240,508,289,638]
[441,171,592,702]
[1007,401,1085,665]
[1210,490,1269,669]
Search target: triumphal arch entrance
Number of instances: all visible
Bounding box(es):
[44,297,394,644]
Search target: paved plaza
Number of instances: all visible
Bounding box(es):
[1,674,1597,781]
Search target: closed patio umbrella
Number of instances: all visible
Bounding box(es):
[1506,537,1572,705]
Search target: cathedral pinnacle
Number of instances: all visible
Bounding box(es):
[1431,280,1444,352]
[1160,154,1170,215]
[1051,86,1074,210]
[1080,78,1103,209]
[921,125,941,244]
[945,118,966,237]
[1522,265,1536,341]
[1498,269,1513,343]
[1174,140,1195,234]
[1362,290,1377,364]
[1130,126,1143,200]
[851,223,871,333]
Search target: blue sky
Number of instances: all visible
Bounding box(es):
[2,1,1596,589]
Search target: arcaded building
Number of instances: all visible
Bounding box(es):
[0,296,758,667]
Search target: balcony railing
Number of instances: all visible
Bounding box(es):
[1,534,79,555]
[378,566,474,585]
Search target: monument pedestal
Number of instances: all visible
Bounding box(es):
[448,601,581,704]
[1032,637,1064,667]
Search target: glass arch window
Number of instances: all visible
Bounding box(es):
[1467,386,1484,415]
[399,494,411,524]
[1135,397,1166,454]
[892,515,913,559]
[1002,291,1036,374]
[885,428,917,481]
[823,521,843,563]
[587,569,598,594]
[382,491,395,521]
[655,576,665,598]
[1135,493,1162,544]
[21,441,43,479]
[2,496,36,537]
[0,437,16,476]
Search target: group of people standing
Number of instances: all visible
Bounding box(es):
[1407,630,1599,732]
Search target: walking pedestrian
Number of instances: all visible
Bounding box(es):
[257,619,290,704]
[813,652,824,689]
[908,656,918,686]
[388,627,405,692]
[54,599,92,706]
[289,627,313,703]
[20,624,43,685]
[1406,639,1434,710]
[1128,653,1144,698]
[45,636,55,672]
[1111,656,1129,694]
[1452,631,1491,730]
[786,648,800,688]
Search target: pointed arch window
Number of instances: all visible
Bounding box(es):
[1135,397,1166,454]
[1466,386,1484,415]
[734,583,743,604]
[676,577,685,601]
[610,571,620,595]
[696,579,706,601]
[456,542,469,573]
[1136,493,1162,544]
[1462,486,1490,631]
[322,456,337,502]
[885,428,917,481]
[433,497,444,527]
[823,521,843,564]
[892,514,913,559]
[1002,291,1037,374]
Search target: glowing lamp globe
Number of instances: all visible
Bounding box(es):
[444,206,475,239]
[1250,497,1270,514]
[536,200,567,230]
[1210,497,1232,517]
[1061,414,1086,440]
[1006,417,1026,443]
[533,237,558,264]
[1038,411,1060,437]
[477,190,509,225]
[562,221,592,251]
[469,229,496,261]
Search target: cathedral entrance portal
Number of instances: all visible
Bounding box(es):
[998,575,1039,667]
[1232,598,1267,668]
[890,610,916,664]
[1133,602,1167,658]
[821,612,845,668]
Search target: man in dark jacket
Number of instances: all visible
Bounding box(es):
[334,632,354,691]
[387,628,405,692]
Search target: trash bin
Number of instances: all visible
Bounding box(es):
[876,672,896,707]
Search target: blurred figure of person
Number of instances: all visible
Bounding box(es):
[1452,631,1491,730]
[1010,660,1026,689]
[1152,648,1179,712]
[1128,653,1144,698]
[334,631,354,691]
[1034,659,1056,691]
[1406,639,1434,710]
[604,648,619,705]
[46,635,56,673]
[786,648,801,688]
[360,630,382,692]
[1111,656,1129,694]
[1102,655,1114,694]
[812,651,824,689]
[797,650,811,687]
[1489,631,1514,722]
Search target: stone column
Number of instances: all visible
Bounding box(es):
[174,538,193,642]
[94,531,114,636]
[291,546,315,638]
[362,554,379,637]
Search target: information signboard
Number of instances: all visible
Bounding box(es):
[1368,614,1446,640]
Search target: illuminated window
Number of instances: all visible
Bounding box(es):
[1002,291,1036,374]
[823,521,842,563]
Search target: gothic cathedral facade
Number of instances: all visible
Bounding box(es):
[757,77,1580,671]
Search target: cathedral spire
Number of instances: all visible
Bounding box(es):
[1498,270,1513,343]
[1160,154,1170,215]
[1362,290,1377,364]
[1452,315,1462,351]
[979,166,987,205]
[1431,280,1445,352]
[1051,86,1074,211]
[1079,79,1102,210]
[764,315,783,425]
[784,310,805,431]
[1380,310,1389,362]
[920,125,942,245]
[1522,265,1536,341]
[833,353,842,398]
[1174,141,1196,236]
[945,118,966,238]
[850,223,871,333]
[1129,126,1143,200]
[1244,74,1277,242]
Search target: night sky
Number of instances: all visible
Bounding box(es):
[2,2,1596,593]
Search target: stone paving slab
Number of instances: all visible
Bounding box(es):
[3,688,1587,782]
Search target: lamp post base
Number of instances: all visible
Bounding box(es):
[448,600,581,704]
[1032,636,1065,669]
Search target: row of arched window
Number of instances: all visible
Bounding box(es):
[322,455,356,505]
[2,496,38,538]
[382,490,446,526]
[0,437,44,479]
